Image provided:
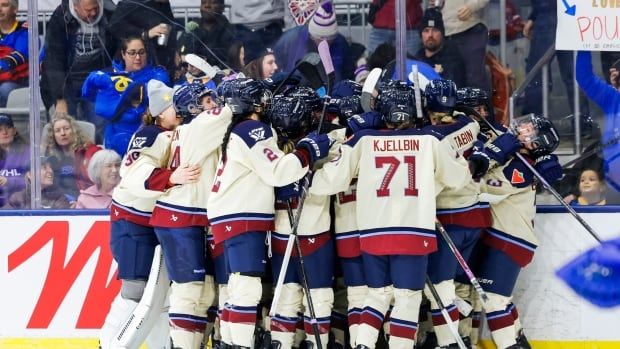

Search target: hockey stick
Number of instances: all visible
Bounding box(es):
[561,134,620,169]
[361,68,382,112]
[425,276,468,349]
[411,65,424,121]
[458,106,603,243]
[434,220,490,304]
[270,41,335,349]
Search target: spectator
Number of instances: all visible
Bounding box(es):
[178,0,234,70]
[521,0,591,133]
[40,0,114,129]
[229,0,285,50]
[108,0,177,79]
[41,114,101,203]
[413,8,466,87]
[0,113,28,207]
[273,1,354,82]
[429,0,490,90]
[75,149,120,209]
[175,54,218,89]
[575,50,620,204]
[242,46,278,80]
[570,169,606,206]
[82,36,169,156]
[367,0,423,56]
[4,156,72,209]
[0,0,28,107]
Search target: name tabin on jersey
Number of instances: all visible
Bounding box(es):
[373,139,419,152]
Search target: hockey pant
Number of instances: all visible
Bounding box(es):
[169,276,215,349]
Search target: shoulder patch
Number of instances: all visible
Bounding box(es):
[233,119,274,148]
[502,159,535,188]
[128,125,167,150]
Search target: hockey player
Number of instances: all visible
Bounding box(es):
[420,79,494,349]
[468,114,563,349]
[148,82,229,349]
[308,81,473,349]
[101,80,202,349]
[269,95,339,349]
[206,78,332,349]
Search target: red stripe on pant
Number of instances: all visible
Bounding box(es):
[431,305,459,326]
[390,319,418,339]
[360,307,384,330]
[304,316,331,335]
[170,318,206,332]
[271,317,298,333]
[227,308,257,324]
[487,311,514,331]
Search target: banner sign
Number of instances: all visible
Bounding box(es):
[556,0,620,51]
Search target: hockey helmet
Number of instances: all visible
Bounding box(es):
[216,78,271,116]
[173,82,215,119]
[270,95,312,141]
[375,80,416,126]
[456,87,489,107]
[511,114,560,157]
[424,79,457,113]
[332,79,362,99]
[284,86,322,112]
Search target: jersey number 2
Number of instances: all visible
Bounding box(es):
[375,155,418,197]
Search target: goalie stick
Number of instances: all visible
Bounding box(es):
[457,105,603,244]
[270,40,335,349]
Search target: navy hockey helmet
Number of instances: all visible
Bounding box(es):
[173,82,214,119]
[270,95,312,141]
[456,87,489,107]
[424,79,457,113]
[511,114,560,157]
[332,79,362,99]
[284,86,322,112]
[217,78,271,116]
[375,80,416,126]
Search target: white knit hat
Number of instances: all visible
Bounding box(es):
[308,1,338,41]
[147,79,174,116]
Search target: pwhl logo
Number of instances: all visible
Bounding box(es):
[7,221,120,329]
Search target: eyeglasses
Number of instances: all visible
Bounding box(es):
[125,50,147,57]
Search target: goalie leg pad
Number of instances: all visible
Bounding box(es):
[302,287,334,348]
[389,288,422,349]
[99,294,138,349]
[225,273,262,347]
[113,245,170,349]
[271,283,303,349]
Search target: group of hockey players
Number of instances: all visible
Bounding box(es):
[99,67,564,349]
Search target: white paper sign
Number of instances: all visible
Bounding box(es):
[556,0,620,51]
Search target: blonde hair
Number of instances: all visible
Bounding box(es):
[42,115,89,158]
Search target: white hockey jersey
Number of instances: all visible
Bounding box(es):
[310,127,471,256]
[150,106,232,228]
[207,119,310,244]
[111,125,173,226]
[479,154,538,267]
[333,179,360,258]
[428,115,491,228]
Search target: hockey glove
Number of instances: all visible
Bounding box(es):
[484,133,521,165]
[296,132,331,167]
[468,141,490,180]
[346,111,383,137]
[275,181,301,201]
[534,154,563,183]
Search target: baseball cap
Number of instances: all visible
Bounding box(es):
[0,113,14,127]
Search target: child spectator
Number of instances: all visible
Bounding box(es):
[75,148,121,209]
[0,113,28,207]
[571,169,606,206]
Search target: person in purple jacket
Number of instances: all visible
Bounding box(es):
[0,113,29,207]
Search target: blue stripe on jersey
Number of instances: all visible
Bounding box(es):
[436,202,490,214]
[232,119,274,148]
[423,115,474,137]
[154,200,207,214]
[360,227,436,238]
[209,212,274,224]
[335,231,359,239]
[111,200,152,217]
[486,228,537,252]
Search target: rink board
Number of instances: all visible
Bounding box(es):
[1,208,620,348]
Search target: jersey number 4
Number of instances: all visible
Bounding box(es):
[375,155,418,197]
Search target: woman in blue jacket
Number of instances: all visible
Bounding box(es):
[82,36,170,156]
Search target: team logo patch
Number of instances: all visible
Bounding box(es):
[511,169,525,184]
[131,136,147,149]
[249,127,266,141]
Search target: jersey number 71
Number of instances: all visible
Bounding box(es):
[375,155,418,197]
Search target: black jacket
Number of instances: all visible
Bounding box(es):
[413,41,466,88]
[40,0,115,109]
[178,16,236,68]
[108,0,178,78]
